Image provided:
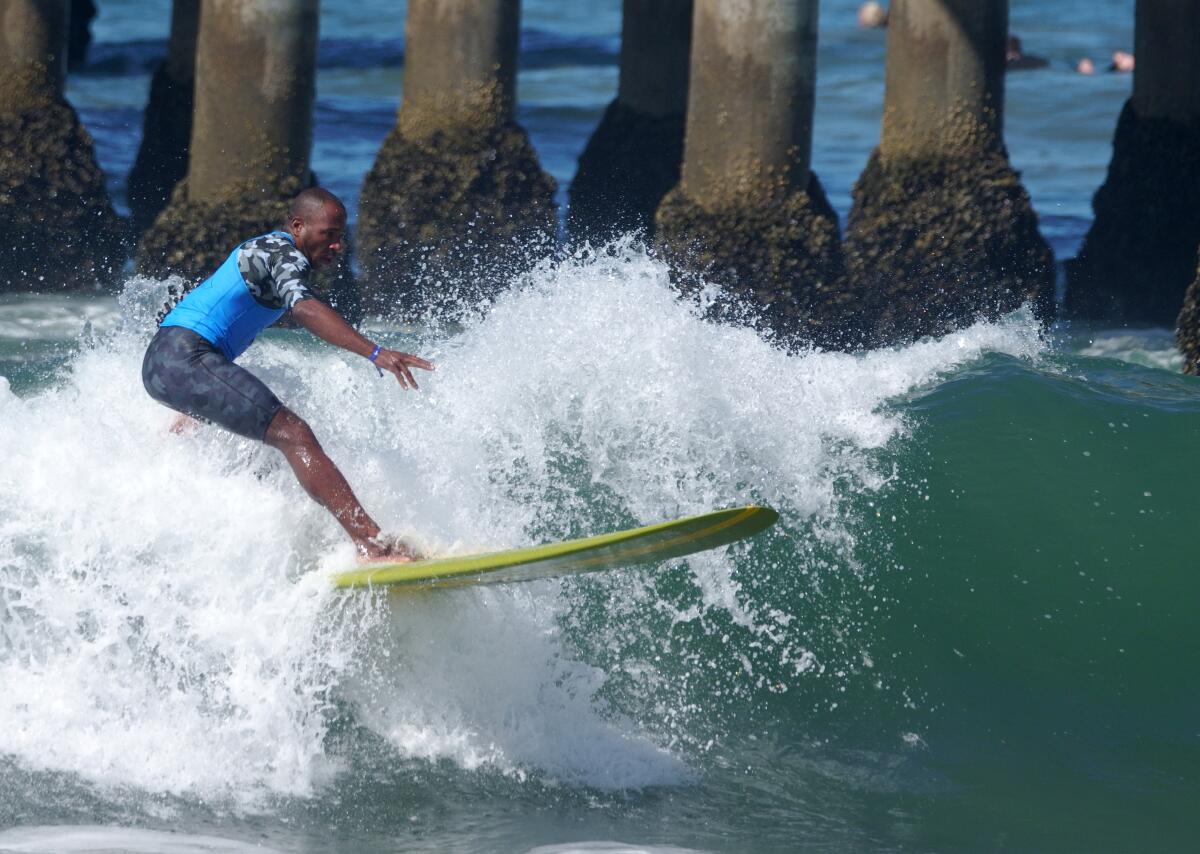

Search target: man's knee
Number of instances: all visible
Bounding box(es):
[265,407,318,450]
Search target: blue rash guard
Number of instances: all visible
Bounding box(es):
[160,231,314,361]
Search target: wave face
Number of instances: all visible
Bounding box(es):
[1,245,1196,850]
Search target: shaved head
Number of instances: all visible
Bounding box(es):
[287,187,347,267]
[289,187,345,222]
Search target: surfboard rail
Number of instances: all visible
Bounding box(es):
[333,504,779,591]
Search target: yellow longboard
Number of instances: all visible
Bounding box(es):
[333,505,778,591]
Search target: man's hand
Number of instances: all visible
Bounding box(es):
[374,348,434,390]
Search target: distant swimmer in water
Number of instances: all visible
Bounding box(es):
[857,2,887,28]
[1006,35,1048,70]
[141,187,434,562]
[1075,50,1134,75]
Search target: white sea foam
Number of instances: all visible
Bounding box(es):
[0,243,1046,804]
[0,825,279,853]
[0,294,121,341]
[1073,326,1183,372]
[526,843,711,854]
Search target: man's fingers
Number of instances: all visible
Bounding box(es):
[387,360,418,390]
[375,349,433,389]
[389,359,416,389]
[402,353,435,372]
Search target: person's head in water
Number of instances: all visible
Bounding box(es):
[1110,50,1135,72]
[287,187,347,268]
[858,2,887,28]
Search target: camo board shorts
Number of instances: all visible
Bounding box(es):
[142,326,283,441]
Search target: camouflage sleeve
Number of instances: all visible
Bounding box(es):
[238,234,314,310]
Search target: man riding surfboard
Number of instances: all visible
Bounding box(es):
[142,187,432,561]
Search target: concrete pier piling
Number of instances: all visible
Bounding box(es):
[0,0,121,291]
[568,0,692,245]
[137,0,321,282]
[843,0,1053,347]
[127,0,199,235]
[654,0,845,347]
[356,0,557,315]
[1071,1,1200,331]
[67,0,96,69]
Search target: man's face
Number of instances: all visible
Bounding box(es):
[292,203,346,268]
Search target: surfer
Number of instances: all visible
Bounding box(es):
[141,187,433,562]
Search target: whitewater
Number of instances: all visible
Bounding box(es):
[0,242,1029,792]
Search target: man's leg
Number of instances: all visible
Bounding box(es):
[145,328,415,561]
[264,407,414,561]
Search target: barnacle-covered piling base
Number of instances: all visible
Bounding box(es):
[0,79,123,291]
[654,172,848,350]
[1173,256,1200,376]
[128,63,194,236]
[356,122,558,318]
[1067,101,1200,325]
[843,148,1054,348]
[568,100,685,246]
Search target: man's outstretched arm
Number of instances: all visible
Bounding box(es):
[291,299,434,390]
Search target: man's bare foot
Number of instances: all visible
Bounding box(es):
[169,414,201,435]
[355,534,423,564]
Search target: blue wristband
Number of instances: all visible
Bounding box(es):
[368,344,383,376]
